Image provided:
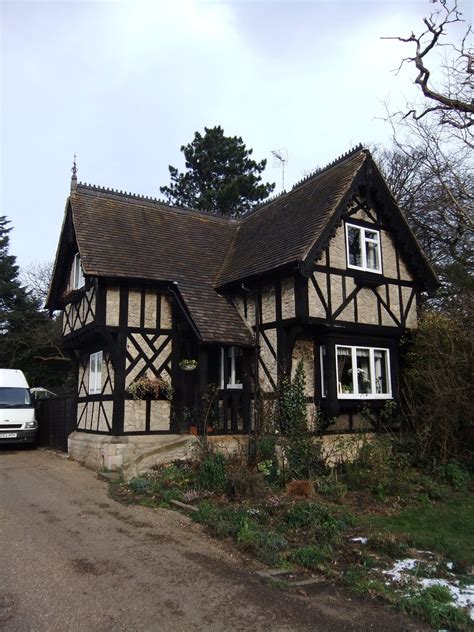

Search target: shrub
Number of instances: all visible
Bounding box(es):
[279,361,326,480]
[282,501,348,542]
[197,453,229,493]
[404,585,470,630]
[129,477,152,494]
[228,466,266,499]
[436,461,470,491]
[400,311,473,465]
[237,520,288,566]
[292,544,332,569]
[286,479,314,498]
[315,475,348,502]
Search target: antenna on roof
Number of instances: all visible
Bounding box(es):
[271,148,288,192]
[71,153,78,194]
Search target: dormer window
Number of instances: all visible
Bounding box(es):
[73,253,85,289]
[346,223,381,273]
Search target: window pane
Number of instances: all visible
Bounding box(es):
[374,349,389,394]
[96,352,102,393]
[347,226,362,267]
[366,240,380,270]
[356,348,372,394]
[226,348,233,384]
[337,347,353,395]
[365,230,378,240]
[320,346,327,397]
[234,349,243,385]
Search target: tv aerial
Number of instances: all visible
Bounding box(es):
[271,148,288,192]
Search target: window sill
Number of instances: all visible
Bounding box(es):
[337,394,392,400]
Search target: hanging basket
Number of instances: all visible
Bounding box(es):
[179,359,198,372]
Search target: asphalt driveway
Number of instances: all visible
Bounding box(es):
[0,448,428,632]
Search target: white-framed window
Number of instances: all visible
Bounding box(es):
[88,351,103,395]
[336,345,391,399]
[220,347,243,389]
[346,223,382,273]
[320,346,328,398]
[73,252,85,289]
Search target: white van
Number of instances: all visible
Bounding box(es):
[0,369,37,445]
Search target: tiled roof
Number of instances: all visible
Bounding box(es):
[217,148,367,286]
[49,146,437,344]
[69,186,253,345]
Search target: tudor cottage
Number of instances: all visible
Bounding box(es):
[46,146,438,470]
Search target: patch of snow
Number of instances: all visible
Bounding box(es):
[351,537,368,544]
[446,562,454,570]
[382,558,474,620]
[382,558,418,582]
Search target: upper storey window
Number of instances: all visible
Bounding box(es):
[72,253,85,289]
[346,223,381,273]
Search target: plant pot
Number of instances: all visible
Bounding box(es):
[179,360,198,371]
[189,426,198,436]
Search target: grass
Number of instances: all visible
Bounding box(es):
[364,494,474,566]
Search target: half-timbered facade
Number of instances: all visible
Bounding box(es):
[47,146,437,467]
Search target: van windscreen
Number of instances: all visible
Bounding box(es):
[0,388,32,408]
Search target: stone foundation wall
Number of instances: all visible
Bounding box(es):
[68,430,374,481]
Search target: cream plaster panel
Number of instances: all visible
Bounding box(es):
[150,400,171,431]
[78,363,88,396]
[331,276,344,315]
[399,258,412,281]
[281,276,295,319]
[102,354,114,395]
[337,301,355,322]
[98,401,113,432]
[308,273,327,318]
[144,291,157,328]
[402,287,418,328]
[380,231,397,279]
[337,276,355,321]
[261,284,276,323]
[63,305,71,335]
[124,400,147,432]
[291,338,314,397]
[161,294,172,329]
[246,295,256,327]
[106,287,120,326]
[77,403,87,430]
[389,285,402,323]
[233,295,245,321]
[128,290,141,328]
[307,404,317,432]
[349,208,375,223]
[356,288,378,325]
[328,226,347,269]
[125,335,172,388]
[259,329,277,392]
[381,298,398,327]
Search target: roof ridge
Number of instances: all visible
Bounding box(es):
[75,182,234,223]
[237,144,367,221]
[290,144,366,193]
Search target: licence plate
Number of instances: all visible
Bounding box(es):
[0,433,17,438]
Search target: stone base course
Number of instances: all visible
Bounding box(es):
[68,431,374,481]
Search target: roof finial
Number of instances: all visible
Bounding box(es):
[71,153,78,194]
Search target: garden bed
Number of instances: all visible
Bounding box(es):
[110,437,473,631]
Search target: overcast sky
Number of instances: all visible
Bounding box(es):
[1,0,467,271]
